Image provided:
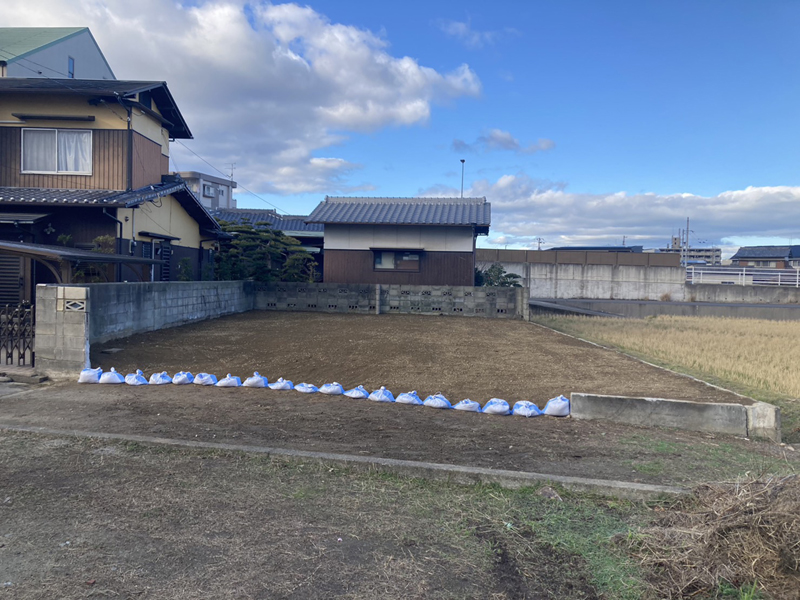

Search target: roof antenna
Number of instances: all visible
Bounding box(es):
[460,159,465,198]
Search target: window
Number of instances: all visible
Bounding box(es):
[21,129,92,174]
[374,250,421,272]
[219,188,225,198]
[68,56,75,78]
[202,184,215,198]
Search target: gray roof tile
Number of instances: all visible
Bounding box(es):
[307,196,491,227]
[211,208,323,233]
[730,246,800,260]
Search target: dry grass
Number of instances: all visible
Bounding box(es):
[531,315,800,435]
[626,475,800,599]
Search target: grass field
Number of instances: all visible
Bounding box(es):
[530,314,800,440]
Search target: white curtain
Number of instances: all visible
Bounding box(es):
[21,129,57,172]
[57,130,92,173]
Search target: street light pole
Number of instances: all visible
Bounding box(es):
[460,159,465,198]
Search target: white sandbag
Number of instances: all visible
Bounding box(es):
[369,386,395,402]
[395,390,423,405]
[216,373,242,387]
[454,399,481,412]
[172,371,194,385]
[193,372,218,386]
[78,367,102,384]
[149,371,172,385]
[295,382,319,393]
[268,377,293,390]
[482,398,510,415]
[99,367,124,384]
[512,401,544,418]
[125,369,148,386]
[243,372,268,388]
[423,393,452,409]
[344,385,368,399]
[319,382,344,395]
[543,395,570,417]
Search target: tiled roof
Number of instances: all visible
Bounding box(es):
[211,208,323,233]
[0,188,122,205]
[730,246,800,260]
[0,179,220,232]
[0,78,191,139]
[307,197,491,227]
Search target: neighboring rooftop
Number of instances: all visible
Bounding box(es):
[730,246,800,260]
[0,27,83,62]
[0,27,115,78]
[0,178,220,233]
[0,78,190,138]
[307,196,491,233]
[211,208,323,234]
[549,245,643,253]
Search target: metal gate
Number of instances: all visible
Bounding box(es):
[0,302,34,366]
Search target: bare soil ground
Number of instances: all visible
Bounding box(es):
[1,431,620,600]
[0,312,794,487]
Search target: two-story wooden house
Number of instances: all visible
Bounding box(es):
[0,78,222,303]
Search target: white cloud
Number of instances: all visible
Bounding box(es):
[1,1,480,200]
[422,175,800,250]
[436,19,519,49]
[453,129,555,155]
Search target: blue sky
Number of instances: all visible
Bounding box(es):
[4,1,800,253]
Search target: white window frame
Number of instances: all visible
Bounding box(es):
[202,184,216,198]
[21,128,93,175]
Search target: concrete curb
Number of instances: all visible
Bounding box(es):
[529,321,782,442]
[0,423,688,501]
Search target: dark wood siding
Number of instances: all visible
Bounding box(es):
[0,127,126,190]
[132,132,168,188]
[323,250,474,286]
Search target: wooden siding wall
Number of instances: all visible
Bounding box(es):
[323,250,474,286]
[0,127,128,190]
[132,132,168,189]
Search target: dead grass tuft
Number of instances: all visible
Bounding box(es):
[627,475,800,599]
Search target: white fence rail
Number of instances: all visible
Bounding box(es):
[686,267,800,287]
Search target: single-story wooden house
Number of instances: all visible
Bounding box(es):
[306,196,490,286]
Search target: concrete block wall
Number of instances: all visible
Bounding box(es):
[35,284,90,377]
[87,281,254,344]
[254,282,524,319]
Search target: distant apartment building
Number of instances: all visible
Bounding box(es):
[658,236,722,265]
[0,27,115,79]
[177,172,237,210]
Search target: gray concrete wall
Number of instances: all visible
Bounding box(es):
[687,283,800,304]
[548,299,800,321]
[87,281,254,344]
[526,263,686,301]
[254,282,525,319]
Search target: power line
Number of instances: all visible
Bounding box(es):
[173,140,288,214]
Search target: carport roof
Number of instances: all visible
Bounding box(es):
[0,240,162,264]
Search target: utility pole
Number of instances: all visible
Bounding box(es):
[460,159,465,198]
[535,237,545,251]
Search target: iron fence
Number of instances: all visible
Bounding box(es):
[0,302,34,366]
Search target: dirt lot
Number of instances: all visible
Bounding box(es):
[0,312,794,487]
[0,431,637,600]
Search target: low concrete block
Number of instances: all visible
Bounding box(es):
[746,402,781,442]
[570,393,749,437]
